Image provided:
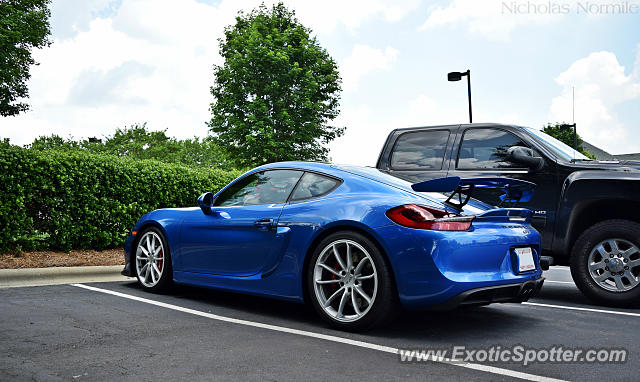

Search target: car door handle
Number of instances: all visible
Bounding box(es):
[254,218,274,230]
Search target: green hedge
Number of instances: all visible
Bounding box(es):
[0,146,241,252]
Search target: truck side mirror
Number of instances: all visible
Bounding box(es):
[507,146,544,171]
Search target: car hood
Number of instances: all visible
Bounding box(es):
[568,160,640,171]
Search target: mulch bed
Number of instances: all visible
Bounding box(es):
[0,249,125,269]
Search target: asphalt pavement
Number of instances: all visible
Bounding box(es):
[1,266,637,381]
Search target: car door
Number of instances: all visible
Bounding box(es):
[446,126,558,248]
[384,128,456,183]
[179,169,303,276]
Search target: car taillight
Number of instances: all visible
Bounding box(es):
[385,204,474,231]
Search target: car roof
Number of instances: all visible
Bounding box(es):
[390,122,524,133]
[257,161,339,174]
[256,161,384,181]
[248,161,492,214]
[256,160,437,196]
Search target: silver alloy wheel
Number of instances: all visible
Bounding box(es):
[135,231,165,288]
[588,238,640,292]
[313,239,378,323]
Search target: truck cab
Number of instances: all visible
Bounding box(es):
[377,123,640,307]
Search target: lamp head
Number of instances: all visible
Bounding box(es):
[448,72,463,81]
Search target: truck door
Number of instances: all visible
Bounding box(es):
[446,126,558,249]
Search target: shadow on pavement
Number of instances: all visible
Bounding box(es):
[532,283,592,305]
[118,281,541,340]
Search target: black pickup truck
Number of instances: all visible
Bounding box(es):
[376,123,640,306]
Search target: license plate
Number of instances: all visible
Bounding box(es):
[515,247,535,272]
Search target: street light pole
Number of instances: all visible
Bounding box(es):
[466,70,472,123]
[448,69,472,123]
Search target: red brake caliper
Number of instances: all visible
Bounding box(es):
[327,261,341,293]
[157,250,163,271]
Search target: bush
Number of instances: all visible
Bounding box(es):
[0,145,241,252]
[28,123,233,168]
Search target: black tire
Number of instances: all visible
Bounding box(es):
[306,231,399,331]
[570,219,640,307]
[134,227,173,293]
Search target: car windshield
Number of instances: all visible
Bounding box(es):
[524,127,590,161]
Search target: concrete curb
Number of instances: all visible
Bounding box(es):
[0,265,133,288]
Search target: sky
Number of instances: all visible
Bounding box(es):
[1,0,639,166]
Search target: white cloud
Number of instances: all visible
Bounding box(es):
[328,95,451,166]
[327,90,530,166]
[3,8,220,144]
[406,95,439,125]
[289,0,420,33]
[419,0,565,41]
[549,51,640,154]
[49,0,116,38]
[328,104,383,166]
[340,45,399,92]
[2,0,417,146]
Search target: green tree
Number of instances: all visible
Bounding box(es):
[0,0,52,117]
[27,123,231,168]
[208,2,344,167]
[542,123,596,159]
[96,124,231,167]
[95,123,181,159]
[29,134,79,151]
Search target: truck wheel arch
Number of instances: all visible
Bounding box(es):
[554,171,640,258]
[566,199,640,254]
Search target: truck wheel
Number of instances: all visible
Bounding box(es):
[570,220,640,307]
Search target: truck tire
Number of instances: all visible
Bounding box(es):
[570,219,640,307]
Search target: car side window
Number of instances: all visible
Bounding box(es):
[457,128,529,169]
[289,172,340,201]
[214,170,303,206]
[390,130,450,170]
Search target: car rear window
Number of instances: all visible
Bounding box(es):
[289,172,340,201]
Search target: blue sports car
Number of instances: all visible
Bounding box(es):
[122,161,544,330]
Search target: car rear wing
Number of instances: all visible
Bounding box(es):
[411,177,536,211]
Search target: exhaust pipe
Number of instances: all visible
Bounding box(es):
[518,278,545,302]
[518,282,536,302]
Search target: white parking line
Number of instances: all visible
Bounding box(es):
[523,302,640,318]
[543,280,574,285]
[72,283,566,382]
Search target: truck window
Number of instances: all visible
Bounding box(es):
[390,130,450,170]
[457,128,528,169]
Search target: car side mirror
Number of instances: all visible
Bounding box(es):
[507,146,544,172]
[197,192,215,215]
